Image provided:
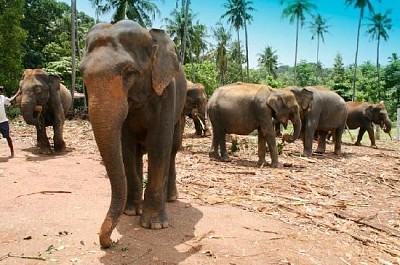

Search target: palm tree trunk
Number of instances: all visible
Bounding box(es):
[244,20,249,82]
[70,0,76,114]
[376,35,381,99]
[181,0,190,63]
[294,15,300,84]
[316,35,320,83]
[237,29,243,81]
[352,9,363,101]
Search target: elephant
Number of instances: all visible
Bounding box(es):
[183,80,210,136]
[207,82,303,168]
[346,101,392,148]
[79,20,186,248]
[287,86,347,157]
[16,69,72,154]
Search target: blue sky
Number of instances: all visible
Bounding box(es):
[65,0,399,69]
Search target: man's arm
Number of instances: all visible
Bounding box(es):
[8,90,21,103]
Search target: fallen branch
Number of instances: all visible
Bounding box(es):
[16,191,72,198]
[0,252,46,261]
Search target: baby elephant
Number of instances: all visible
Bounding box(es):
[207,82,302,167]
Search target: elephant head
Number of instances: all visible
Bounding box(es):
[267,90,302,143]
[18,69,62,126]
[287,86,314,119]
[364,101,392,134]
[80,20,181,248]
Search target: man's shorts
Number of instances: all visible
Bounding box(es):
[0,121,10,138]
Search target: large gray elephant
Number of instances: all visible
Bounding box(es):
[16,69,72,154]
[207,82,305,168]
[287,86,347,157]
[346,101,392,147]
[79,20,186,248]
[183,80,210,136]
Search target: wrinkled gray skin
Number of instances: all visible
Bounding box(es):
[16,69,72,154]
[346,101,392,148]
[207,82,302,168]
[79,20,186,248]
[183,80,211,136]
[288,86,347,157]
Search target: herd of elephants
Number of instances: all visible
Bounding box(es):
[11,20,393,248]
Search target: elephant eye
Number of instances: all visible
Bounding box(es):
[34,86,43,93]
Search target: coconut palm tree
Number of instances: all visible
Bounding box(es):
[345,0,374,100]
[309,13,329,82]
[221,0,254,82]
[212,22,231,85]
[280,0,316,82]
[366,9,392,98]
[90,0,162,26]
[257,46,278,79]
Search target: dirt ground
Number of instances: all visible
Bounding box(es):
[0,117,400,265]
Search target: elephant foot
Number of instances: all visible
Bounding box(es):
[220,154,231,162]
[269,161,282,168]
[54,141,67,152]
[209,151,220,160]
[40,147,54,155]
[354,142,362,146]
[204,129,211,137]
[302,150,312,157]
[371,145,378,149]
[124,203,142,216]
[167,189,178,202]
[140,210,169,229]
[334,150,342,155]
[315,148,325,154]
[257,159,267,167]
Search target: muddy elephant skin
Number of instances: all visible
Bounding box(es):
[288,86,347,157]
[346,101,392,147]
[17,69,72,154]
[207,82,302,168]
[183,80,210,136]
[79,20,186,248]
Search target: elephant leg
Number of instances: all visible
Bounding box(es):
[123,132,144,216]
[303,121,317,157]
[315,132,327,153]
[256,129,267,166]
[193,117,203,136]
[366,124,377,148]
[167,118,183,202]
[53,121,66,152]
[209,126,221,160]
[333,127,344,155]
[37,124,52,155]
[218,131,230,162]
[262,127,279,168]
[140,126,173,229]
[355,127,367,146]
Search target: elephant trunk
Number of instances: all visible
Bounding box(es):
[285,116,301,143]
[21,100,38,126]
[86,76,129,248]
[382,117,392,134]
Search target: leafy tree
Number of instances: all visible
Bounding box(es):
[383,59,400,109]
[366,9,392,98]
[257,46,279,79]
[225,40,245,84]
[345,0,375,100]
[328,53,352,101]
[388,52,399,63]
[22,0,70,68]
[296,60,318,86]
[183,61,218,97]
[280,0,316,82]
[309,13,329,82]
[90,0,162,26]
[357,61,380,102]
[0,0,26,94]
[212,22,231,85]
[221,0,255,82]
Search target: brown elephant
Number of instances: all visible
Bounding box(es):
[16,69,72,154]
[183,80,210,136]
[79,20,186,248]
[287,86,347,157]
[346,101,392,148]
[207,82,304,168]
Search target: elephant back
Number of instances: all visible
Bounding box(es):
[59,84,72,116]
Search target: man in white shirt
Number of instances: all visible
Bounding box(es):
[0,85,18,157]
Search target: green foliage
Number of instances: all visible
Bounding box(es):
[5,105,21,120]
[183,61,219,97]
[295,60,318,86]
[0,0,26,95]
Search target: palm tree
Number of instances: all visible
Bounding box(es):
[345,0,374,100]
[257,46,278,79]
[309,13,329,82]
[221,0,254,82]
[388,52,399,63]
[212,22,231,85]
[90,0,162,26]
[366,9,392,98]
[280,0,316,82]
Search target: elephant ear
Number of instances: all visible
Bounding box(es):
[363,105,374,120]
[289,87,313,112]
[47,75,61,96]
[149,29,180,96]
[267,93,284,116]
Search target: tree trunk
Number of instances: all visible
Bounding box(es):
[236,29,243,81]
[352,8,363,101]
[70,0,76,114]
[294,15,300,84]
[244,20,249,82]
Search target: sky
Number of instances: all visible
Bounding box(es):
[63,0,399,69]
